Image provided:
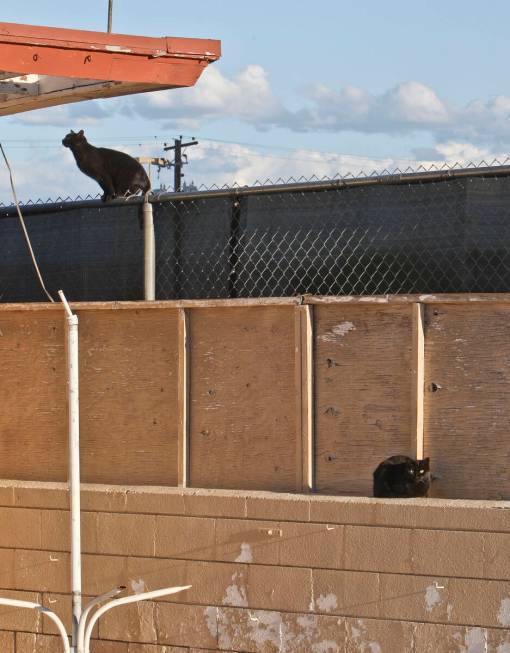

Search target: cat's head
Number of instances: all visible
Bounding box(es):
[404,456,431,490]
[62,129,86,148]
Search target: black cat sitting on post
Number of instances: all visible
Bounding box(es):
[62,129,150,202]
[373,455,432,498]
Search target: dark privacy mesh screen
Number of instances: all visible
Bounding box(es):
[2,171,510,302]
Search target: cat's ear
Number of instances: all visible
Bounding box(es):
[422,457,430,471]
[78,129,84,136]
[70,129,75,134]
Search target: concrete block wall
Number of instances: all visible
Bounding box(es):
[0,481,508,652]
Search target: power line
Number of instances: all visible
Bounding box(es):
[0,134,423,163]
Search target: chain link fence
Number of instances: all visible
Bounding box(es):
[2,164,510,302]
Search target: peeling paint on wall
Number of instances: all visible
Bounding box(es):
[316,593,338,613]
[461,627,487,653]
[498,598,510,627]
[319,322,356,341]
[223,572,248,607]
[497,642,510,653]
[235,542,253,563]
[424,584,443,612]
[130,578,146,594]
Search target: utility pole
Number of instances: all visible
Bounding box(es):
[164,136,198,192]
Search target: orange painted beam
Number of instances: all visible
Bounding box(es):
[0,21,220,85]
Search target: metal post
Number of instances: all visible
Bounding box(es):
[107,0,113,32]
[0,599,70,653]
[174,138,182,192]
[143,196,155,300]
[82,586,191,653]
[58,290,81,653]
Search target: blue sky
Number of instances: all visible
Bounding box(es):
[1,1,510,199]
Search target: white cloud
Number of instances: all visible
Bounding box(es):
[11,100,112,127]
[127,65,510,149]
[133,64,288,130]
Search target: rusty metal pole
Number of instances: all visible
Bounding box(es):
[107,0,113,32]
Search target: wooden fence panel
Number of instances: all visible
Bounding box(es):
[314,304,414,495]
[78,308,179,485]
[188,306,298,491]
[0,310,66,480]
[424,303,510,499]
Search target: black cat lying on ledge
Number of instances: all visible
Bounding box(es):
[62,129,150,202]
[373,455,433,498]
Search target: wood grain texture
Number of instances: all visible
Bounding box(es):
[177,308,189,487]
[296,305,314,492]
[424,304,510,499]
[0,311,67,480]
[77,308,179,485]
[411,303,425,460]
[188,306,298,491]
[314,305,414,495]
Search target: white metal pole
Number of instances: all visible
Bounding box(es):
[58,290,82,653]
[77,586,126,653]
[82,585,191,653]
[143,196,155,300]
[0,598,70,653]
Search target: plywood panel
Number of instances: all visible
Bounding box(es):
[78,308,179,485]
[314,305,414,495]
[188,306,297,491]
[0,311,66,480]
[424,304,510,499]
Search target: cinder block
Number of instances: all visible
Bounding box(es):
[484,532,510,580]
[124,488,186,516]
[447,577,510,628]
[40,510,97,552]
[16,633,62,653]
[283,612,345,653]
[345,617,414,653]
[99,598,157,643]
[96,513,156,557]
[310,495,510,534]
[214,518,280,565]
[247,565,311,613]
[127,557,240,608]
[246,494,310,522]
[345,526,412,573]
[0,630,14,653]
[0,484,16,507]
[184,491,246,519]
[81,485,128,513]
[41,594,98,638]
[488,626,510,652]
[0,507,41,549]
[91,640,129,653]
[128,645,187,653]
[0,549,15,588]
[14,550,69,593]
[411,529,485,578]
[14,484,68,510]
[413,623,487,653]
[156,602,218,649]
[215,607,345,653]
[279,522,344,568]
[313,569,380,618]
[310,496,377,526]
[81,553,128,596]
[0,590,41,631]
[155,516,215,560]
[378,573,450,623]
